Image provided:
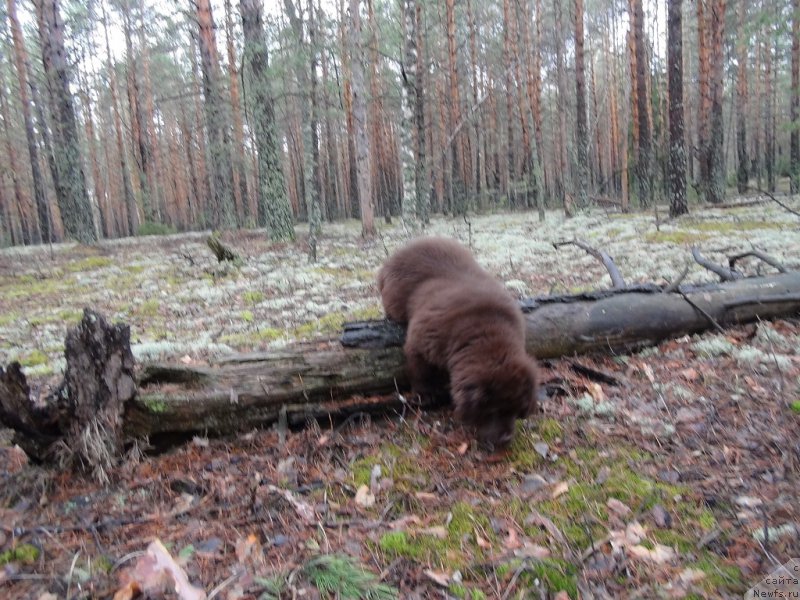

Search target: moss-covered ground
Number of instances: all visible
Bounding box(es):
[1,203,799,597]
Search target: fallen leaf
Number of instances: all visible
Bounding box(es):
[514,543,550,559]
[418,526,447,539]
[112,582,140,600]
[550,481,569,499]
[554,592,571,600]
[180,355,193,364]
[389,515,422,530]
[642,364,655,384]
[595,466,611,485]
[457,442,469,455]
[354,485,376,508]
[606,498,632,517]
[735,496,763,509]
[475,532,491,549]
[316,434,330,446]
[628,543,675,563]
[117,539,206,600]
[677,568,705,585]
[586,382,605,402]
[37,594,58,600]
[503,528,522,550]
[414,492,439,503]
[266,485,315,523]
[424,569,450,587]
[235,534,261,564]
[679,368,698,381]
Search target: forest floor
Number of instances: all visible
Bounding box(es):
[1,199,800,598]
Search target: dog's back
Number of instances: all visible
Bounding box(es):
[377,237,484,322]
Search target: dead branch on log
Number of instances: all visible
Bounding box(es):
[553,239,626,289]
[729,250,787,274]
[206,234,240,263]
[691,247,743,282]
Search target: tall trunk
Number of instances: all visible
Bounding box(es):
[668,0,687,217]
[241,0,293,240]
[764,28,775,192]
[466,0,481,202]
[137,7,164,222]
[574,0,589,208]
[307,0,322,255]
[631,0,652,207]
[0,76,32,244]
[7,0,50,244]
[348,0,375,236]
[101,0,137,236]
[706,0,726,203]
[225,0,250,223]
[533,0,547,204]
[791,0,800,193]
[34,0,96,243]
[554,0,571,216]
[196,0,236,229]
[735,0,749,193]
[502,0,515,195]
[445,0,466,213]
[189,36,212,224]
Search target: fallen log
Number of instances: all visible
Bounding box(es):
[3,272,800,474]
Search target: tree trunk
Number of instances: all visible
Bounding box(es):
[225,0,250,225]
[574,0,589,209]
[348,0,375,236]
[736,0,749,194]
[34,0,96,243]
[241,0,294,241]
[196,0,236,229]
[631,0,652,208]
[6,273,800,465]
[792,0,800,193]
[8,0,51,244]
[553,0,571,216]
[668,0,688,217]
[0,79,32,245]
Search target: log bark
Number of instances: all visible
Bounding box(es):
[3,273,800,469]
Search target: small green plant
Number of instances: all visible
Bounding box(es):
[302,554,398,599]
[138,299,160,317]
[790,400,800,414]
[0,544,40,565]
[243,290,265,305]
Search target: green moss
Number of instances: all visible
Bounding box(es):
[93,555,114,574]
[241,310,255,323]
[220,327,284,347]
[20,349,48,367]
[697,509,717,530]
[65,256,113,272]
[686,219,783,233]
[350,304,384,321]
[530,558,578,597]
[0,311,19,326]
[125,264,147,275]
[58,309,83,322]
[790,400,800,414]
[448,501,487,540]
[351,457,376,487]
[243,290,264,305]
[0,544,40,565]
[652,529,694,553]
[143,398,168,413]
[138,299,160,317]
[508,425,546,470]
[644,230,711,244]
[294,312,347,339]
[693,554,744,591]
[537,418,563,443]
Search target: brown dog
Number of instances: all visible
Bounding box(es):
[377,237,538,448]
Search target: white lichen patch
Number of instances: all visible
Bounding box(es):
[692,335,736,359]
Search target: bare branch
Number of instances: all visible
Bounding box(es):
[691,246,743,281]
[553,239,626,288]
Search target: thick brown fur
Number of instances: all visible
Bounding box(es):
[377,237,539,448]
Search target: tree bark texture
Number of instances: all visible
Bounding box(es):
[34,0,96,243]
[668,0,687,217]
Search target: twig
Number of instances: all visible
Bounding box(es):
[691,247,743,282]
[553,239,626,288]
[728,250,787,274]
[567,360,620,386]
[746,185,800,218]
[678,290,725,333]
[662,262,691,294]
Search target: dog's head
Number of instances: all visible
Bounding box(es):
[451,355,539,449]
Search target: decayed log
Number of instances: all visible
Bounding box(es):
[3,272,800,471]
